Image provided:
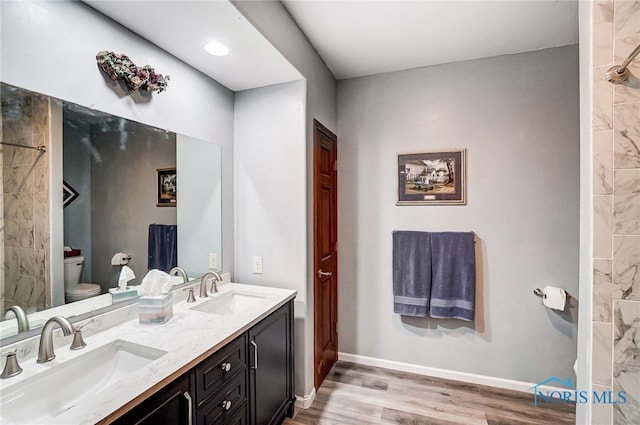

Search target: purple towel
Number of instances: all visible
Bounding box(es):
[429,232,476,321]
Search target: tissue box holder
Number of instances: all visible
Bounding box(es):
[109,286,138,303]
[139,293,173,324]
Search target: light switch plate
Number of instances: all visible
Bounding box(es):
[252,256,263,274]
[208,253,217,270]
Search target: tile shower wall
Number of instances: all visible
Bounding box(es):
[0,88,51,313]
[591,2,640,424]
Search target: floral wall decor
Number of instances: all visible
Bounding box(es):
[96,51,170,93]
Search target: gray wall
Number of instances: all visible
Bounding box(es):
[63,119,93,282]
[90,122,176,292]
[234,79,306,393]
[233,0,338,398]
[337,46,580,383]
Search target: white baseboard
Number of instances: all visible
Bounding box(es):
[295,387,316,409]
[338,352,565,394]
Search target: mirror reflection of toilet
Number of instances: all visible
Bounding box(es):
[63,256,102,303]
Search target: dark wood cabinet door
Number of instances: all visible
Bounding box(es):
[248,301,294,425]
[112,373,192,425]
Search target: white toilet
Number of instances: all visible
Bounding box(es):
[63,256,102,303]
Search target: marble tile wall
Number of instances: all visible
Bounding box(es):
[0,88,51,314]
[592,1,640,424]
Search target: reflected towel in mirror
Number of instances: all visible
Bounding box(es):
[147,224,177,272]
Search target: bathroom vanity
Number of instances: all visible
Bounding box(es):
[110,301,294,425]
[0,283,296,425]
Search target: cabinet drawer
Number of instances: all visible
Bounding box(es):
[196,334,246,406]
[111,373,192,425]
[196,372,247,425]
[223,405,248,425]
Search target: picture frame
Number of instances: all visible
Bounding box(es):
[156,167,177,207]
[397,149,466,205]
[63,180,79,208]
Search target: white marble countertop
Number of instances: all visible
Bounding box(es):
[0,282,297,425]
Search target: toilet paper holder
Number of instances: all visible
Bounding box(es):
[533,288,570,299]
[111,252,132,266]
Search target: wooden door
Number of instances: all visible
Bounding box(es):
[313,119,338,388]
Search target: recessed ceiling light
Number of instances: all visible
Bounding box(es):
[204,41,232,57]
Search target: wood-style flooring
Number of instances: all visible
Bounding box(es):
[283,361,575,425]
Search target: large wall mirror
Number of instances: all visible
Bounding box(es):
[0,82,222,342]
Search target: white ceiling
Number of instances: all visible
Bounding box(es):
[283,0,579,80]
[83,1,579,89]
[83,0,302,91]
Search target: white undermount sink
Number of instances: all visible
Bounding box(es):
[191,289,266,316]
[0,339,167,424]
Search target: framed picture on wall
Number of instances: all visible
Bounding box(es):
[63,180,79,208]
[397,149,466,205]
[156,167,177,207]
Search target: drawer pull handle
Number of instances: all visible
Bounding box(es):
[221,400,232,411]
[183,391,193,425]
[250,340,258,370]
[220,362,232,372]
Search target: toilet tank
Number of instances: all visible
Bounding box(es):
[63,255,84,289]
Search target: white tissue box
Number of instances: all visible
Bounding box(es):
[109,286,138,303]
[139,293,173,324]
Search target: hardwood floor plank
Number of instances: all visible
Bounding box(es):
[318,380,488,425]
[475,383,575,412]
[294,385,383,424]
[450,389,575,423]
[328,366,390,391]
[284,361,576,425]
[485,413,545,425]
[334,362,480,394]
[381,407,488,425]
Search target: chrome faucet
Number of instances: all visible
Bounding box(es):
[37,316,84,363]
[4,306,30,334]
[199,271,223,297]
[169,267,189,283]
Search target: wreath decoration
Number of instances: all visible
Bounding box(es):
[96,51,170,93]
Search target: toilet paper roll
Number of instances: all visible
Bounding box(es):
[542,285,566,311]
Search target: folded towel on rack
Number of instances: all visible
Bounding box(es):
[392,231,432,317]
[429,232,476,321]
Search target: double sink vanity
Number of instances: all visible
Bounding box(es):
[0,280,296,425]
